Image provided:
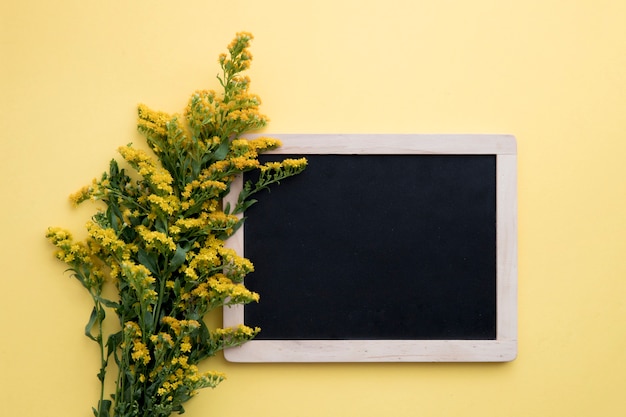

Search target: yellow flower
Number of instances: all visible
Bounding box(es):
[261,161,282,171]
[118,145,174,195]
[69,184,93,206]
[183,319,200,329]
[136,225,176,253]
[191,283,210,299]
[249,136,281,152]
[137,104,170,140]
[184,267,198,280]
[228,31,253,50]
[180,336,192,353]
[143,289,158,302]
[162,316,182,335]
[174,217,206,231]
[45,227,95,269]
[86,221,129,257]
[228,156,259,170]
[282,157,308,169]
[236,324,260,337]
[124,321,142,337]
[147,194,180,216]
[131,340,151,365]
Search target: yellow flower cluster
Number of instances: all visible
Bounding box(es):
[120,262,158,304]
[206,273,259,303]
[131,340,151,365]
[229,155,260,171]
[118,145,174,195]
[221,31,254,73]
[69,183,94,207]
[173,217,206,233]
[161,316,200,336]
[248,136,282,152]
[225,106,264,125]
[154,361,225,399]
[46,228,90,264]
[260,157,308,172]
[137,103,170,143]
[206,211,238,231]
[203,160,232,178]
[228,31,253,51]
[184,240,220,280]
[147,194,180,217]
[86,221,133,260]
[219,246,254,282]
[45,227,107,293]
[181,179,227,200]
[185,90,219,133]
[282,158,308,169]
[213,324,261,341]
[177,270,259,311]
[125,321,142,337]
[136,225,177,253]
[150,332,174,348]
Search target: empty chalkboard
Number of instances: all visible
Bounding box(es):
[223,134,517,362]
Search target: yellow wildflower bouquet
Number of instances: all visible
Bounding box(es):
[46,33,306,417]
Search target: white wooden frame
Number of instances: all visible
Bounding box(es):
[223,134,517,362]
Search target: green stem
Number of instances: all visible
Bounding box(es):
[114,310,130,417]
[90,294,108,417]
[232,170,286,215]
[153,269,167,333]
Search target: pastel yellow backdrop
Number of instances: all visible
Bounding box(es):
[1,1,625,416]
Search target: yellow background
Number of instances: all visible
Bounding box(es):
[2,0,625,416]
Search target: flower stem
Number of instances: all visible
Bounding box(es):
[90,294,108,417]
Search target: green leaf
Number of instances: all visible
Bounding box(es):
[167,244,190,275]
[138,249,159,276]
[97,366,106,382]
[85,307,100,342]
[214,139,230,161]
[155,217,167,234]
[229,218,245,236]
[143,310,154,330]
[239,199,257,212]
[96,296,120,310]
[97,399,112,417]
[106,331,123,360]
[109,159,119,178]
[106,203,125,233]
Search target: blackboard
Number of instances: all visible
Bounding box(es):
[223,134,517,362]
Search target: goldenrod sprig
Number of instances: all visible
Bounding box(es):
[232,157,308,215]
[47,33,306,417]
